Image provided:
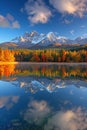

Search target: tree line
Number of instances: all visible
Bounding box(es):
[0,48,87,62]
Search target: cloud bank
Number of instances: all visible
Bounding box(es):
[0,13,20,28]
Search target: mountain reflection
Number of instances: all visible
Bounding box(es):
[10,78,87,93]
[0,64,87,94]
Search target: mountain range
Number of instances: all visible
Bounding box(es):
[0,31,87,49]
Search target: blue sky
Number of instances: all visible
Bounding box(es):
[0,0,87,43]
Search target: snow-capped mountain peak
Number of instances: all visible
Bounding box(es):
[29,30,38,37]
[11,31,87,48]
[75,36,84,41]
[47,32,57,42]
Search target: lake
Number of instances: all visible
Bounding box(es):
[0,63,87,130]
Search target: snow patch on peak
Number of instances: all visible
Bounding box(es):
[20,36,25,42]
[58,36,67,40]
[30,31,38,37]
[47,32,57,41]
[75,36,84,41]
[57,36,68,43]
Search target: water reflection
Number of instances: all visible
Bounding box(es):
[0,64,15,78]
[0,96,19,110]
[10,78,87,94]
[0,64,87,130]
[23,100,51,125]
[0,64,87,79]
[0,64,87,94]
[44,108,87,130]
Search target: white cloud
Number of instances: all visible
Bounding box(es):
[0,14,20,28]
[20,8,24,13]
[12,21,20,28]
[44,108,87,130]
[0,15,10,27]
[70,30,75,35]
[83,33,87,37]
[49,0,87,17]
[24,0,52,24]
[6,13,14,21]
[64,19,72,24]
[80,25,85,28]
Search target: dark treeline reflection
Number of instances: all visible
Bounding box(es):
[0,64,87,80]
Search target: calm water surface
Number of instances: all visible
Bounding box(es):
[0,64,87,130]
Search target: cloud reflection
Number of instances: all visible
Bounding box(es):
[44,107,87,130]
[23,100,50,124]
[0,96,19,110]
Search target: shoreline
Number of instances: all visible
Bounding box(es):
[0,62,87,65]
[0,62,18,65]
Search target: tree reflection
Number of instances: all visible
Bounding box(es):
[0,64,87,80]
[0,64,16,78]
